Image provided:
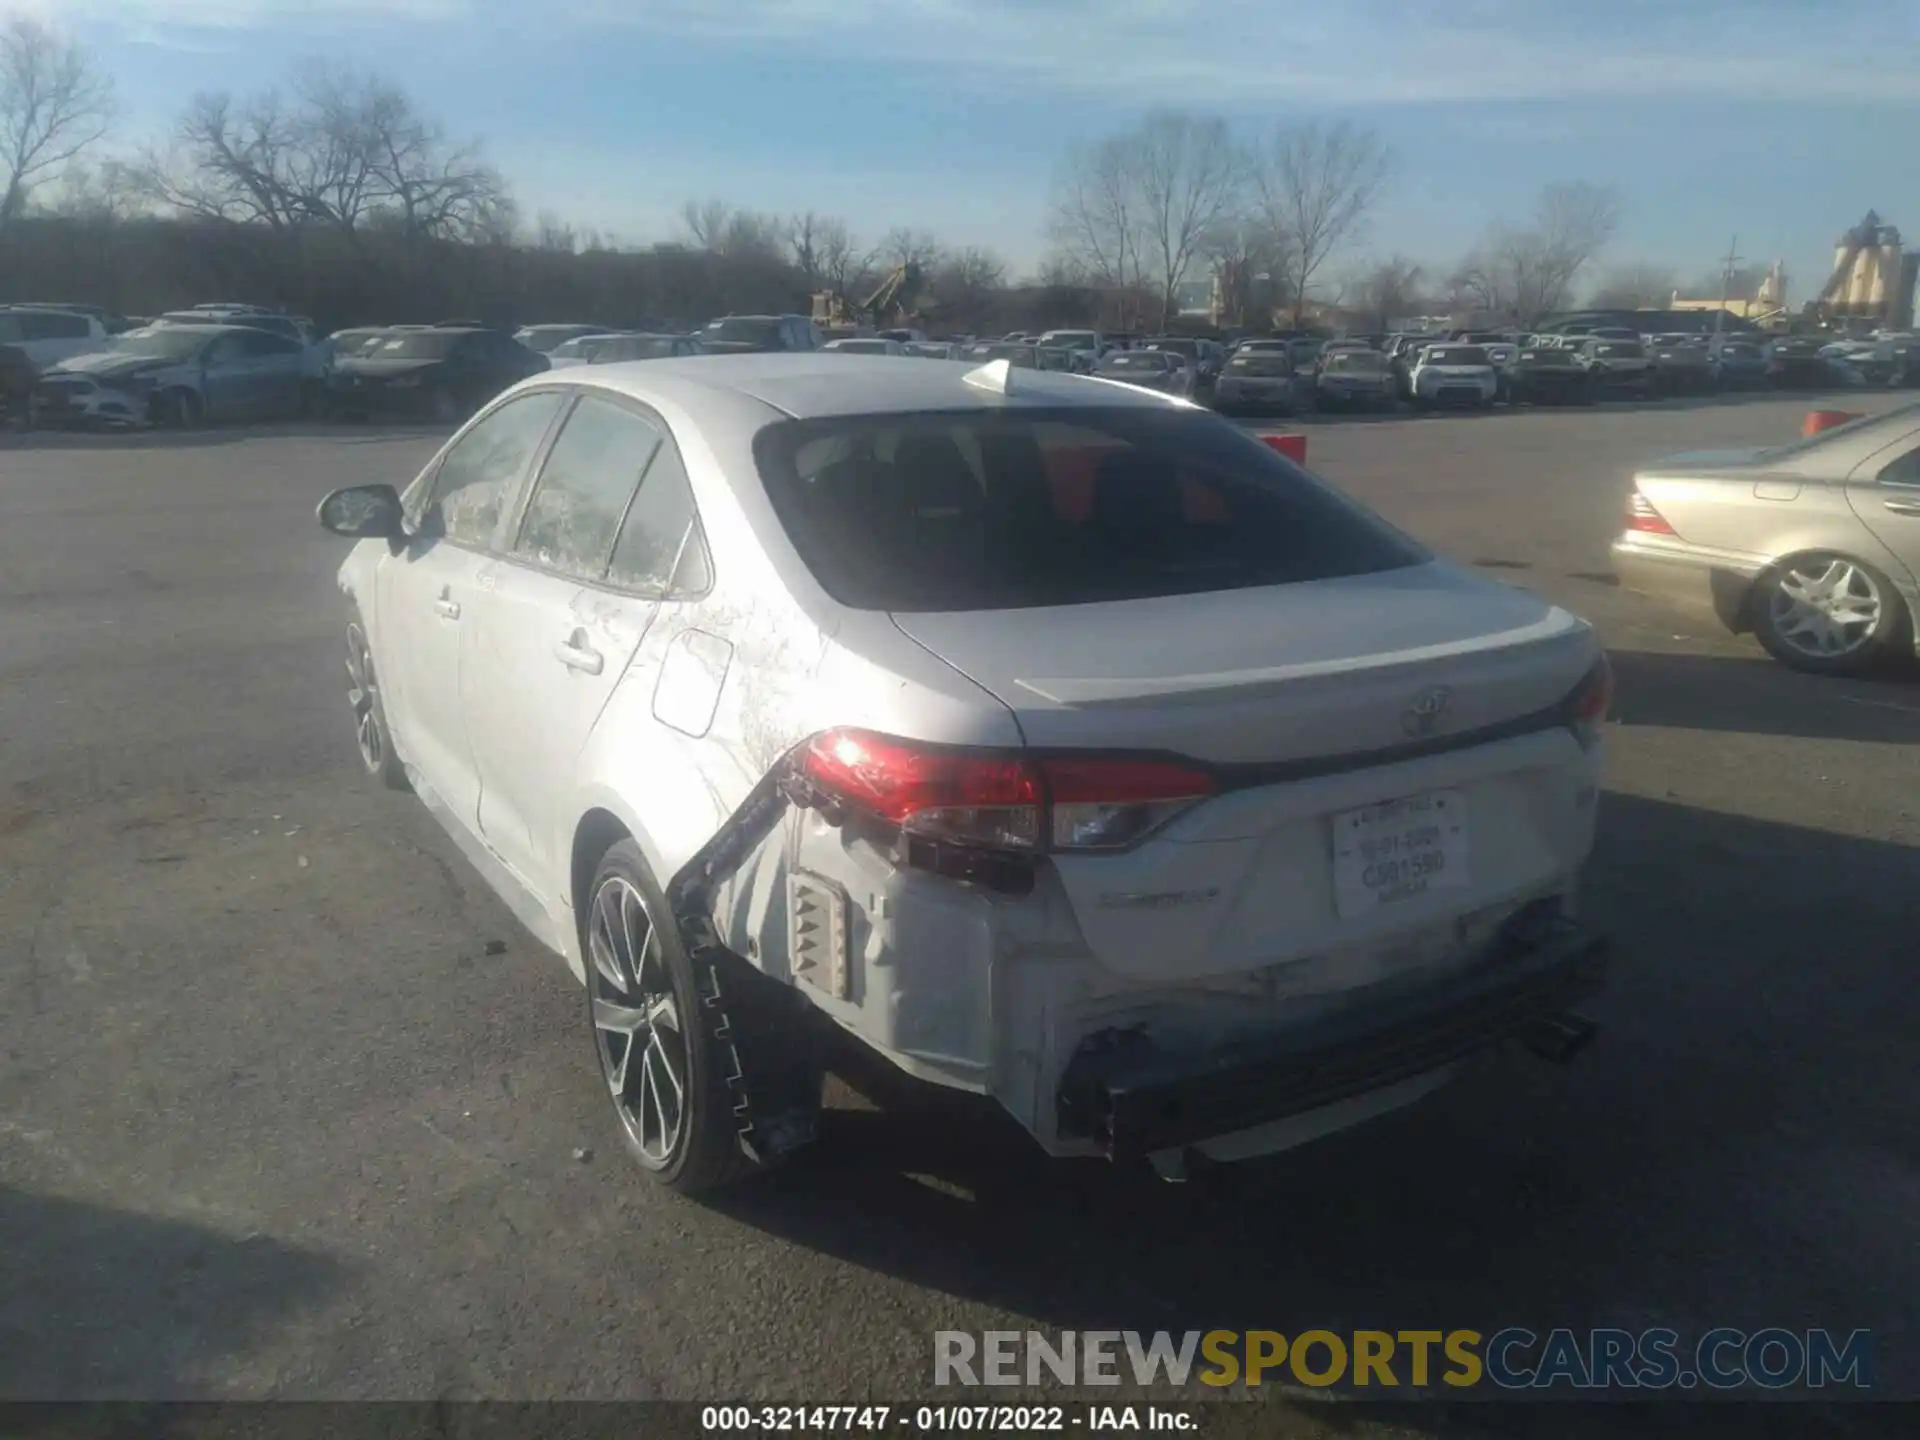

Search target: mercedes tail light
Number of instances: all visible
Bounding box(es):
[799,729,1216,857]
[1626,487,1676,535]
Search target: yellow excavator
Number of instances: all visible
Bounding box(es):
[811,262,928,331]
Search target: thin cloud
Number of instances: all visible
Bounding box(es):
[556,0,1920,105]
[31,0,1920,105]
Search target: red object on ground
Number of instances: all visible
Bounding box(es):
[1802,409,1863,436]
[1260,432,1308,464]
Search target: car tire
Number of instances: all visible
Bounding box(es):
[158,388,202,429]
[1751,554,1911,676]
[582,839,760,1194]
[345,615,410,791]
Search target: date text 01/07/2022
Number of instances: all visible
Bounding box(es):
[699,1404,1200,1432]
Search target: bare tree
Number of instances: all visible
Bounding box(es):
[876,226,942,271]
[1254,120,1391,324]
[0,16,115,224]
[680,198,731,251]
[1128,110,1242,328]
[131,67,508,241]
[1349,254,1425,331]
[1588,261,1678,309]
[1045,134,1147,325]
[931,245,1005,321]
[1454,182,1620,325]
[1202,214,1291,329]
[533,210,577,253]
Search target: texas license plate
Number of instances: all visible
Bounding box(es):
[1331,790,1470,917]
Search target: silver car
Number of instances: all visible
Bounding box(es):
[34,323,309,428]
[317,354,1611,1192]
[1611,403,1920,674]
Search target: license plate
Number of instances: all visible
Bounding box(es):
[1331,790,1469,917]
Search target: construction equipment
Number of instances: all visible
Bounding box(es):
[1809,211,1918,330]
[810,263,928,330]
[858,263,926,329]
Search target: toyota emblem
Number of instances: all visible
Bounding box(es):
[1403,686,1453,737]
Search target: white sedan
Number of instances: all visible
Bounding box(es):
[317,354,1611,1192]
[1410,344,1501,408]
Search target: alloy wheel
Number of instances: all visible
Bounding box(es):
[588,875,688,1167]
[1768,559,1883,659]
[344,624,384,772]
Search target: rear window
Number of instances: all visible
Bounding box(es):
[752,408,1427,612]
[1228,354,1290,375]
[1099,353,1171,371]
[1143,338,1199,358]
[1423,347,1488,366]
[1324,352,1388,372]
[1594,342,1644,358]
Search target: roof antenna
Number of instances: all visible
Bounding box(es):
[963,358,1014,395]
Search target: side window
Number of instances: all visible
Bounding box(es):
[419,390,566,546]
[513,395,662,579]
[608,438,709,594]
[1879,445,1920,487]
[241,330,300,357]
[22,312,88,341]
[205,334,249,365]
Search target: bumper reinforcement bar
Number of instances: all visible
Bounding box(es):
[1056,912,1609,1161]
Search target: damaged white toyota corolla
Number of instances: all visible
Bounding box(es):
[317,353,1611,1192]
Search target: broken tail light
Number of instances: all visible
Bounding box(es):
[799,729,1216,857]
[1626,488,1676,535]
[1563,654,1613,748]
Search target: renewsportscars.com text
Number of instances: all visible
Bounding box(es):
[934,1328,1873,1392]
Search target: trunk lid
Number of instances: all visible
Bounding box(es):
[891,564,1601,983]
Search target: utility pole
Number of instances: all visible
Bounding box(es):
[1715,235,1741,340]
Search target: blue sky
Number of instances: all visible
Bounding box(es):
[25,0,1920,298]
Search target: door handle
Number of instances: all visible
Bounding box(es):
[555,631,604,674]
[1883,499,1920,517]
[433,597,461,620]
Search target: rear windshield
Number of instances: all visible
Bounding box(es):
[1423,346,1488,365]
[1143,338,1199,357]
[1099,353,1171,371]
[1324,352,1388,372]
[1228,354,1290,375]
[704,317,781,345]
[1593,342,1644,358]
[752,408,1427,612]
[598,336,681,361]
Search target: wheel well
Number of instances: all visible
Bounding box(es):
[570,808,631,926]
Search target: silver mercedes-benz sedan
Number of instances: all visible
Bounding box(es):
[317,353,1611,1192]
[1611,403,1920,674]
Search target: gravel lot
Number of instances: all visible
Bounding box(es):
[3,394,1917,1430]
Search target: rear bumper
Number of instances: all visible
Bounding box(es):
[1610,534,1760,631]
[1056,904,1607,1160]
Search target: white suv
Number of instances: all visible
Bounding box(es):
[0,306,111,371]
[318,354,1611,1192]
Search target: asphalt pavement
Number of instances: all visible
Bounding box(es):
[3,394,1918,1432]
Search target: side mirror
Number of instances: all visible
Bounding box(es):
[318,483,405,540]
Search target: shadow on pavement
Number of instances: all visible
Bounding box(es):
[708,793,1918,1430]
[0,1187,346,1399]
[1609,649,1920,742]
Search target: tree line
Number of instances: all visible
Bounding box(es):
[3,15,1663,333]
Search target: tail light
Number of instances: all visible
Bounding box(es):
[1564,654,1613,747]
[799,728,1215,857]
[1626,488,1676,535]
